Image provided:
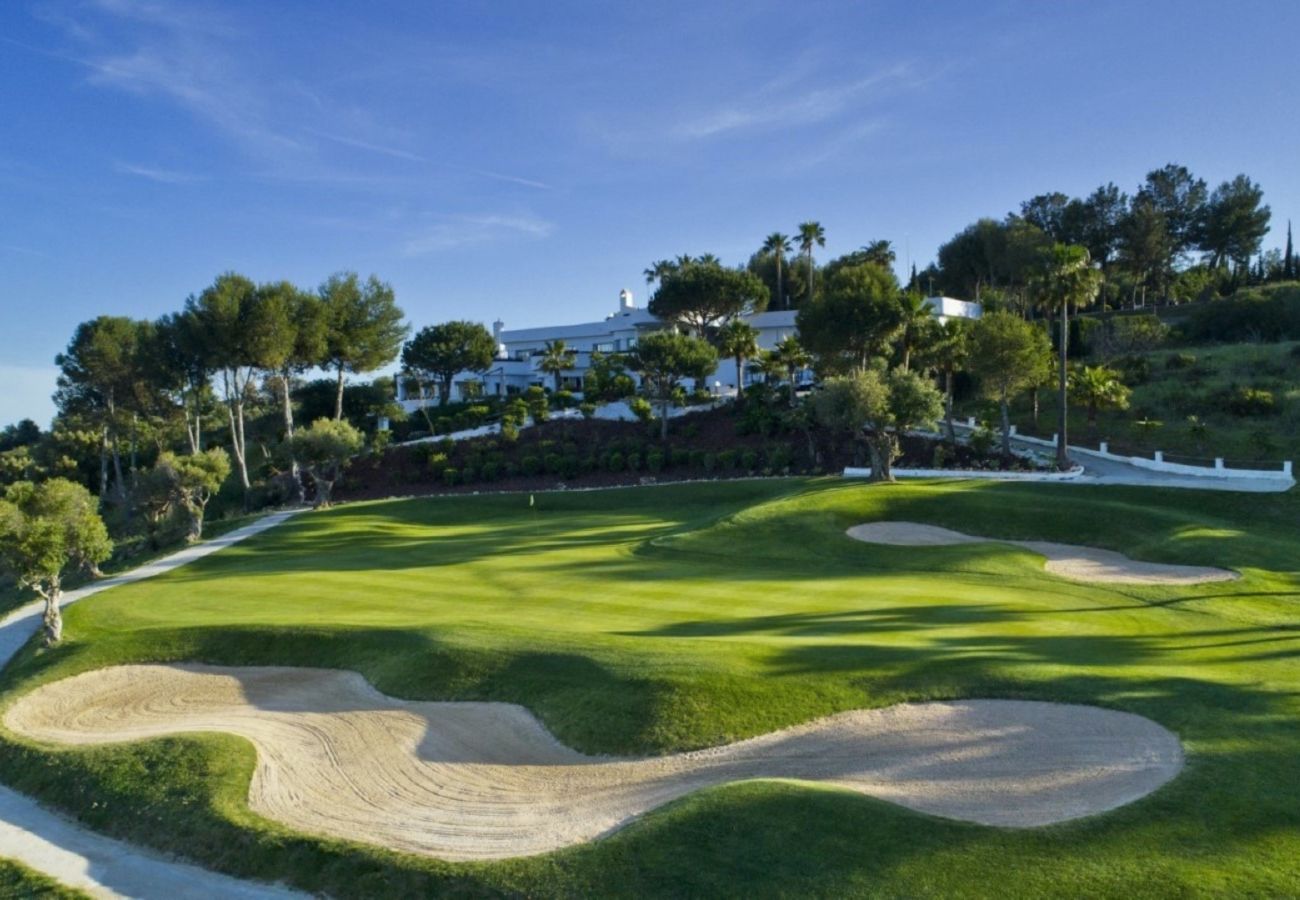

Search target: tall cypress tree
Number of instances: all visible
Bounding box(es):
[1284,220,1295,280]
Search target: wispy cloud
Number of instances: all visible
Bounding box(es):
[402,214,555,255]
[310,130,552,190]
[113,161,205,183]
[672,64,918,141]
[309,130,427,164]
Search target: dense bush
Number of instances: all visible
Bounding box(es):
[1165,352,1198,370]
[1184,284,1300,342]
[1223,387,1280,417]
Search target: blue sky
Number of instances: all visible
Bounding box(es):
[2,0,1298,427]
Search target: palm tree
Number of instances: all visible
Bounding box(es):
[1070,365,1131,428]
[762,232,793,309]
[1030,244,1104,468]
[894,291,932,372]
[797,221,826,302]
[774,334,811,407]
[716,319,760,406]
[539,339,577,393]
[860,240,896,268]
[643,259,672,287]
[932,319,970,442]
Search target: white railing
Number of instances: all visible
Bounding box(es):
[953,418,1294,483]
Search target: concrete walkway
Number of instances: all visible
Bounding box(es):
[0,509,308,900]
[1003,435,1293,492]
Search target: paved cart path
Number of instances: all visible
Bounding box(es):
[0,510,308,900]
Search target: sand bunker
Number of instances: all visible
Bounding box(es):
[5,665,1182,860]
[846,522,1238,584]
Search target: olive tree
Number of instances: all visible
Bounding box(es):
[293,418,363,508]
[0,479,112,645]
[813,369,942,482]
[152,448,232,541]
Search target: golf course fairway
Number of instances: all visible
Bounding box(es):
[0,478,1296,898]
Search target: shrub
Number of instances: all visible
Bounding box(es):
[646,451,665,472]
[524,386,550,423]
[606,451,624,472]
[1165,352,1197,370]
[502,462,518,478]
[543,453,563,475]
[480,461,499,481]
[932,443,954,468]
[670,448,691,468]
[461,465,478,484]
[689,449,707,469]
[717,449,736,470]
[426,452,449,476]
[561,455,581,479]
[626,451,642,472]
[579,402,597,419]
[702,452,717,472]
[629,397,655,424]
[740,449,759,471]
[1224,387,1279,417]
[434,417,452,435]
[442,468,459,486]
[465,405,491,427]
[553,390,575,410]
[1113,354,1151,385]
[520,455,542,476]
[766,445,792,471]
[970,424,995,457]
[440,437,456,455]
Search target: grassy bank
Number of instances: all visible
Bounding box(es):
[0,858,88,899]
[976,339,1299,467]
[0,480,1297,897]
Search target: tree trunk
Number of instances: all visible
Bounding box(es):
[441,374,454,407]
[1057,303,1071,469]
[776,256,784,310]
[335,365,346,420]
[944,369,956,443]
[99,427,110,499]
[1031,386,1040,425]
[734,355,744,405]
[659,399,669,440]
[42,586,62,646]
[280,370,303,504]
[1000,390,1011,459]
[867,434,894,482]
[186,503,204,543]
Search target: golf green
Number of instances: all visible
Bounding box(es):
[1,478,1297,898]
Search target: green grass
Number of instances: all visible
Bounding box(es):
[985,340,1300,466]
[0,858,88,899]
[0,511,265,618]
[0,479,1298,897]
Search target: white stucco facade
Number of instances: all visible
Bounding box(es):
[396,289,979,411]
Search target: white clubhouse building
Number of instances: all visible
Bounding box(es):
[397,289,979,410]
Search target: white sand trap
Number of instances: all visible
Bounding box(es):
[846,521,1238,584]
[5,665,1183,860]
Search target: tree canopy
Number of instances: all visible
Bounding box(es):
[401,321,498,407]
[628,330,718,438]
[648,261,769,334]
[796,263,903,372]
[0,478,112,644]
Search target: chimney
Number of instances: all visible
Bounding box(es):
[619,288,634,312]
[492,319,504,342]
